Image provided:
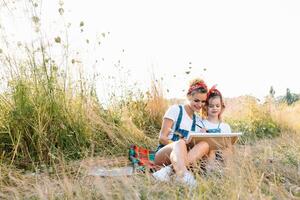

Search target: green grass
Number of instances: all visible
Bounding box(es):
[0,64,154,169]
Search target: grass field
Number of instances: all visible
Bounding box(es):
[0,69,299,199]
[0,1,299,199]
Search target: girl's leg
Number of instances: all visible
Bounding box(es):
[207,149,216,164]
[154,142,175,166]
[222,145,235,164]
[187,141,210,166]
[204,150,217,172]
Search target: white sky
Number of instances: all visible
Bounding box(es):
[1,0,300,101]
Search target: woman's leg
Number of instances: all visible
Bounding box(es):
[170,139,189,176]
[155,140,209,176]
[187,141,210,166]
[154,142,175,166]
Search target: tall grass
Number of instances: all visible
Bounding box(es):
[0,37,157,169]
[271,101,300,133]
[126,80,168,138]
[0,0,163,169]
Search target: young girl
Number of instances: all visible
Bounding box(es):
[198,85,234,166]
[153,78,209,187]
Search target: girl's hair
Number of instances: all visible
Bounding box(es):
[187,78,208,96]
[206,85,225,120]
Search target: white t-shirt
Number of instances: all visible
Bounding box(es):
[163,105,202,139]
[197,119,232,133]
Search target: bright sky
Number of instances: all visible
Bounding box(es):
[1,0,300,101]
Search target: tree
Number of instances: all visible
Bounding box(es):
[285,88,299,105]
[269,86,275,98]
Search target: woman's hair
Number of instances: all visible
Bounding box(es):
[187,78,208,96]
[206,85,225,120]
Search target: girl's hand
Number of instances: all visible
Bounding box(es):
[199,128,207,133]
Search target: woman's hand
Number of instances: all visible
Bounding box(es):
[159,118,174,145]
[184,138,191,145]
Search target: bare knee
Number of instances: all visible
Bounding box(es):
[171,139,188,153]
[176,139,187,148]
[154,145,173,165]
[196,141,209,154]
[170,140,187,158]
[187,141,209,164]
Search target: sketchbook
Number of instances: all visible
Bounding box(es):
[186,132,243,150]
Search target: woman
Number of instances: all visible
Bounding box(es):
[153,78,210,187]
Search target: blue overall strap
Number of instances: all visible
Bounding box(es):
[170,105,184,141]
[156,105,184,152]
[191,114,196,131]
[175,105,183,131]
[216,122,221,132]
[172,106,196,139]
[207,122,221,133]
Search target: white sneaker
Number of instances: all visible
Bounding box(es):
[152,165,172,182]
[175,171,197,188]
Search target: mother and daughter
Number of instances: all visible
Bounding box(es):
[153,78,233,187]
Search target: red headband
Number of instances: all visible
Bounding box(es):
[207,84,222,99]
[187,81,208,95]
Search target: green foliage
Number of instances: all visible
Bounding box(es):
[0,0,155,169]
[226,102,281,143]
[0,62,153,169]
[0,67,91,168]
[269,86,275,98]
[276,88,299,105]
[285,88,299,105]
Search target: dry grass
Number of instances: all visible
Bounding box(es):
[1,80,299,199]
[0,130,299,200]
[271,101,300,132]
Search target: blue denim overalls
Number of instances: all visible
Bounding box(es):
[156,105,196,152]
[199,120,221,133]
[199,120,223,161]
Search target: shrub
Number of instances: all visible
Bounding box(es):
[225,97,281,143]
